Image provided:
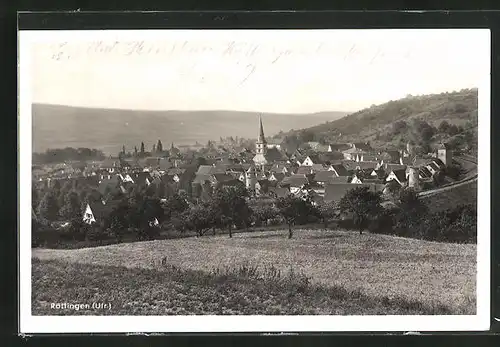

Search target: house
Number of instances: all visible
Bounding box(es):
[313,171,338,186]
[311,163,327,172]
[196,165,217,175]
[295,166,314,175]
[370,169,387,180]
[328,143,351,152]
[255,179,271,195]
[426,161,441,175]
[418,166,433,180]
[302,155,322,167]
[270,163,291,174]
[99,158,120,173]
[327,176,350,184]
[83,199,122,225]
[382,163,407,175]
[280,174,310,194]
[379,150,401,164]
[210,173,235,186]
[385,169,408,186]
[328,164,350,177]
[412,158,431,167]
[268,172,286,182]
[354,161,379,171]
[268,186,291,199]
[349,174,364,184]
[323,183,384,203]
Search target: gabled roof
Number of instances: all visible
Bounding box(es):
[311,163,327,172]
[427,162,441,172]
[432,158,446,169]
[383,163,407,173]
[327,176,350,184]
[295,166,314,175]
[166,168,186,176]
[389,169,407,183]
[352,142,373,151]
[192,174,212,185]
[323,183,383,203]
[380,150,401,162]
[354,161,379,170]
[313,170,337,183]
[328,143,351,152]
[100,158,119,169]
[371,169,387,180]
[412,158,431,167]
[330,164,349,177]
[269,172,286,182]
[196,165,216,175]
[268,186,291,198]
[320,152,345,163]
[266,147,289,162]
[280,174,309,188]
[211,173,235,184]
[87,199,122,221]
[419,166,433,179]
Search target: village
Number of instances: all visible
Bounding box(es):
[31,114,464,231]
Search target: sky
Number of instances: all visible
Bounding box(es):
[26,29,490,113]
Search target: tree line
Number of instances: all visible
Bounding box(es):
[32,179,477,248]
[33,147,106,164]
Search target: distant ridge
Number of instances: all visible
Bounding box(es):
[31,104,347,155]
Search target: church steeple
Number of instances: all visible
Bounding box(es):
[258,114,266,144]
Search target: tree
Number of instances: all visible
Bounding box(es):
[317,201,340,228]
[438,120,450,134]
[157,140,163,153]
[140,142,145,154]
[181,202,214,236]
[210,185,250,238]
[276,194,317,239]
[339,187,383,235]
[134,146,138,157]
[60,191,82,221]
[37,191,60,222]
[393,188,429,237]
[152,144,156,153]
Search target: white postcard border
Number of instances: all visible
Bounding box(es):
[19,29,491,333]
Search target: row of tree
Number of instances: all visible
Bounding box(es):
[33,147,105,164]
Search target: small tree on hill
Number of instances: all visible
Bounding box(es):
[157,140,163,153]
[140,142,145,155]
[339,187,383,235]
[37,191,60,222]
[317,200,340,228]
[276,194,317,239]
[394,188,429,237]
[60,191,82,221]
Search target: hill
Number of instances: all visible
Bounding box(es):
[32,229,476,315]
[279,88,478,152]
[31,104,346,155]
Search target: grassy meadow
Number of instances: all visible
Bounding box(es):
[32,229,476,315]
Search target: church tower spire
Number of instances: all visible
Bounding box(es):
[253,114,268,171]
[258,114,266,144]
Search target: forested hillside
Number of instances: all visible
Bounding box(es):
[277,88,478,154]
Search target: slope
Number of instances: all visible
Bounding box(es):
[31,104,346,155]
[280,88,478,150]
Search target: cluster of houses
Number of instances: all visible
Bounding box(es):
[33,116,453,226]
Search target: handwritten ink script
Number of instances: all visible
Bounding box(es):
[46,40,414,86]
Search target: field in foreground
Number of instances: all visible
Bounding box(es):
[32,229,476,315]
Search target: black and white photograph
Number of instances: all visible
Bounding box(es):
[19,28,490,333]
